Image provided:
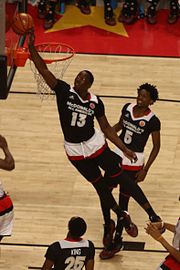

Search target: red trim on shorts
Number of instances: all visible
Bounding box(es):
[0,194,13,215]
[67,143,108,161]
[122,165,143,171]
[110,169,123,178]
[88,143,108,159]
[163,255,180,270]
[67,154,84,160]
[91,175,102,184]
[107,166,123,189]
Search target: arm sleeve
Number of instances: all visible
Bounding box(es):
[149,116,161,132]
[86,241,95,260]
[45,242,60,263]
[95,97,105,118]
[52,80,70,94]
[121,103,130,115]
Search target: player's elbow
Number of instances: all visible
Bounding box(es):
[7,160,15,171]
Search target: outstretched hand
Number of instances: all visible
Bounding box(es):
[145,222,162,241]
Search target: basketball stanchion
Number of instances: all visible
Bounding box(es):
[29,42,75,101]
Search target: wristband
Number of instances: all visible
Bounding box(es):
[161,221,164,229]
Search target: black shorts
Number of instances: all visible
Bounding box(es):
[70,147,122,184]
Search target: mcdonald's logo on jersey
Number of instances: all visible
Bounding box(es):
[139,121,145,127]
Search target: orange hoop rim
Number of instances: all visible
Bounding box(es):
[32,42,75,64]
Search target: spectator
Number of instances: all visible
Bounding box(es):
[119,0,139,24]
[37,0,58,29]
[76,0,116,25]
[37,0,116,28]
[146,0,179,24]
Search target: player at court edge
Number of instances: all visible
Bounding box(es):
[99,83,163,259]
[145,217,180,269]
[42,217,95,270]
[28,30,160,244]
[0,135,15,242]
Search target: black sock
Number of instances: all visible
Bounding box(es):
[145,206,157,219]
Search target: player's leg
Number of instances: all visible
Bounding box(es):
[95,149,138,242]
[99,186,115,248]
[98,149,163,230]
[70,158,135,236]
[97,148,148,212]
[101,174,136,260]
[70,158,120,211]
[114,170,137,249]
[119,170,161,221]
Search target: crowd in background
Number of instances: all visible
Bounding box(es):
[7,0,180,29]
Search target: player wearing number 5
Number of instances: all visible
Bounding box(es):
[99,83,161,259]
[42,217,95,270]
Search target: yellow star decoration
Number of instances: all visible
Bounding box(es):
[47,5,128,37]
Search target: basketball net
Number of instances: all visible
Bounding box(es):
[29,42,75,101]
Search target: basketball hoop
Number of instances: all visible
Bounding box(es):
[29,42,75,100]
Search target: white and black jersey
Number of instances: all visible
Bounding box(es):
[53,80,105,143]
[119,103,161,152]
[45,238,95,270]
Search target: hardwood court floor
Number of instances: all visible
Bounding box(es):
[0,54,179,270]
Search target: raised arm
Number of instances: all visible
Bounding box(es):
[113,114,123,133]
[97,115,137,162]
[28,31,57,89]
[0,135,15,171]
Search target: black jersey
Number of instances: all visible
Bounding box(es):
[45,238,95,270]
[53,80,105,143]
[119,103,161,152]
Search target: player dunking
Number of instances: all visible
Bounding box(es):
[42,217,95,270]
[28,31,162,241]
[100,83,163,259]
[0,135,15,242]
